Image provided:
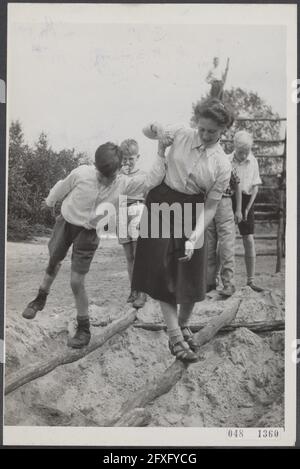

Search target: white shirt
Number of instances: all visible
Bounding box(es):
[46,159,165,229]
[228,151,262,195]
[143,124,231,200]
[206,65,223,83]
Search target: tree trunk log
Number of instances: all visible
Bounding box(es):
[133,319,284,334]
[5,308,137,395]
[106,298,241,426]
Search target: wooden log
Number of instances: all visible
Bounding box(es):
[235,251,276,256]
[256,154,284,159]
[106,298,241,426]
[237,234,277,240]
[235,118,286,122]
[221,139,285,145]
[133,319,284,334]
[5,308,137,395]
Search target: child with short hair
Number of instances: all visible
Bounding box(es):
[229,130,263,292]
[118,138,147,308]
[22,142,166,348]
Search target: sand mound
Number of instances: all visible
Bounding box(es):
[5,286,284,428]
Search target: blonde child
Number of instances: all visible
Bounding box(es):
[229,130,263,292]
[118,139,147,308]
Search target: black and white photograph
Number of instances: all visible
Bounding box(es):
[3,3,297,446]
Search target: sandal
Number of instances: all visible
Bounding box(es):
[168,339,198,363]
[181,326,199,353]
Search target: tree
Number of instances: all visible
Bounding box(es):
[8,121,32,219]
[8,121,89,239]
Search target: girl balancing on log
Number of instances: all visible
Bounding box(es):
[132,98,234,363]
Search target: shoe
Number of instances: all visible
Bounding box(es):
[247,282,264,293]
[180,326,198,352]
[168,339,198,363]
[206,284,216,293]
[132,292,147,309]
[22,289,47,319]
[220,284,236,297]
[127,290,137,303]
[67,327,91,349]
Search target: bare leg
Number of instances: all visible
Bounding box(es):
[122,242,135,283]
[70,271,89,319]
[40,262,61,293]
[160,301,198,362]
[178,303,195,327]
[242,234,256,284]
[159,300,179,331]
[22,262,61,319]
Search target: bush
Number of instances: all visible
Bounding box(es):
[7,121,88,236]
[7,217,34,242]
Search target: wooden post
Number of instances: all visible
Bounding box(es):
[276,130,286,273]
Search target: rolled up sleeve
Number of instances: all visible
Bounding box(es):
[45,168,79,207]
[142,122,184,140]
[207,160,231,201]
[251,159,262,188]
[124,154,167,196]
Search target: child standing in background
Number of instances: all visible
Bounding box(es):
[229,130,264,292]
[118,139,147,309]
[207,165,242,296]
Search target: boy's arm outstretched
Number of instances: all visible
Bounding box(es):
[45,168,79,208]
[124,144,168,197]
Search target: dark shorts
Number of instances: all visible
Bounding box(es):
[47,215,99,275]
[232,193,255,236]
[131,182,207,305]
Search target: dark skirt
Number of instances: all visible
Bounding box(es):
[131,182,207,305]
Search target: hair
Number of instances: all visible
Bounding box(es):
[94,142,122,177]
[191,98,234,129]
[234,130,253,150]
[120,139,139,157]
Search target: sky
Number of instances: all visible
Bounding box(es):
[8,9,287,169]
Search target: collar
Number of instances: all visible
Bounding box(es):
[192,130,220,156]
[233,151,254,165]
[191,131,220,157]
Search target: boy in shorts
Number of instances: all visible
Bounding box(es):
[22,142,166,348]
[118,139,147,309]
[229,130,263,292]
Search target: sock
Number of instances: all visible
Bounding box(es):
[34,288,48,303]
[245,256,255,284]
[167,327,184,345]
[38,287,48,296]
[77,316,90,332]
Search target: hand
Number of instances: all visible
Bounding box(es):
[235,211,243,224]
[243,207,249,221]
[158,135,174,156]
[41,199,55,217]
[179,240,195,262]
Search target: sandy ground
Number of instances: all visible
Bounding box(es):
[4,235,285,427]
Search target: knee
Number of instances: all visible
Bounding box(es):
[46,261,61,276]
[243,234,254,245]
[70,273,85,294]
